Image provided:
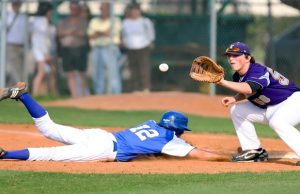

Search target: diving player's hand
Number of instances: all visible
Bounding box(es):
[221,96,236,107]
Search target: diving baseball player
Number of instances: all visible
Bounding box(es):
[218,42,300,165]
[0,82,228,162]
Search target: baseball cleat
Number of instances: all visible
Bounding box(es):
[0,82,27,101]
[0,147,7,159]
[232,148,268,162]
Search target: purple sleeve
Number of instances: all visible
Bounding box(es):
[245,64,270,88]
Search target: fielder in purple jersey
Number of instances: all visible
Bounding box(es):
[218,42,300,165]
[232,63,300,108]
[0,82,228,162]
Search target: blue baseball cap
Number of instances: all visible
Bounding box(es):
[224,42,251,56]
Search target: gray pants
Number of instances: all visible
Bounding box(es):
[6,44,25,86]
[127,46,151,92]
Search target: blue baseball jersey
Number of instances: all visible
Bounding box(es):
[233,63,300,108]
[112,120,194,162]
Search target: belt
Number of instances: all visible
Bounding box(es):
[113,140,118,152]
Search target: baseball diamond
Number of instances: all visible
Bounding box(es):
[0,86,300,173]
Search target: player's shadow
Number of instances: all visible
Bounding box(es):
[267,159,297,166]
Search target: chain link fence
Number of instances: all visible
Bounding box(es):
[1,0,299,95]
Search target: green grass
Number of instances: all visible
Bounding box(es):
[0,100,284,138]
[1,170,300,194]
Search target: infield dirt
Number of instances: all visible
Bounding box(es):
[1,92,299,174]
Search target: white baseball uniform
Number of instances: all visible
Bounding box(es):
[27,114,194,162]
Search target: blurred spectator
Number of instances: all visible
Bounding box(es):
[79,2,92,96]
[118,5,130,90]
[80,3,92,57]
[57,2,89,98]
[121,3,155,93]
[80,2,92,22]
[31,2,57,96]
[5,0,27,86]
[87,2,122,95]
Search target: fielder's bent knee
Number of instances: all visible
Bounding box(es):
[268,118,280,129]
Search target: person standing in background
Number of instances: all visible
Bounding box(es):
[5,0,27,86]
[87,2,122,95]
[79,2,92,96]
[80,2,92,22]
[31,2,57,96]
[57,2,89,98]
[121,3,155,93]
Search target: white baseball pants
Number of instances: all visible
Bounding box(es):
[230,92,300,157]
[28,113,117,162]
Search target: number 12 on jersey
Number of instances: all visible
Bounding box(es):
[129,125,159,141]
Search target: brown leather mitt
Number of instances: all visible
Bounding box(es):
[189,56,224,83]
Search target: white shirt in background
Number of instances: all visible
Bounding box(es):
[6,11,27,45]
[31,16,56,61]
[121,17,155,50]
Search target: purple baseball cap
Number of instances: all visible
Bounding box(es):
[224,42,251,56]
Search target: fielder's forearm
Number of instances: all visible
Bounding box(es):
[218,80,252,95]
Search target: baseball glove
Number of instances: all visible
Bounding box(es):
[189,56,224,83]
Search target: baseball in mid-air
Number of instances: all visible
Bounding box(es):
[159,63,169,72]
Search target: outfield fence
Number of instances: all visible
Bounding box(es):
[0,0,299,94]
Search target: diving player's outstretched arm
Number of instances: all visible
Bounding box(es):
[187,148,229,161]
